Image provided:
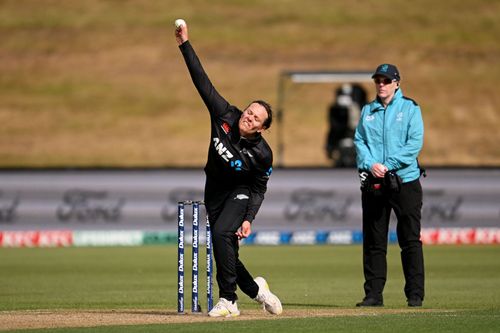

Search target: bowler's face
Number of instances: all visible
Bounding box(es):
[239,103,268,137]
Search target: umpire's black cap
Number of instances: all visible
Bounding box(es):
[372,64,400,81]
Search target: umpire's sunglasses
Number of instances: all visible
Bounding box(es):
[373,77,395,85]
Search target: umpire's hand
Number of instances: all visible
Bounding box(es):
[371,163,388,178]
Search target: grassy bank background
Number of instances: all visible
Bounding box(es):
[1,0,499,167]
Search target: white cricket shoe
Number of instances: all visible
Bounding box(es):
[208,298,240,317]
[254,276,283,315]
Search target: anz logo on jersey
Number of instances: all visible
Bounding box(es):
[213,137,233,162]
[213,137,243,172]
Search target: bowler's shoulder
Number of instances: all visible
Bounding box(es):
[218,105,241,123]
[254,138,273,165]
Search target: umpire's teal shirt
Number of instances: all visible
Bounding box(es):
[354,88,424,183]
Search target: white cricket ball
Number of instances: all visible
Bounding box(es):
[174,19,186,28]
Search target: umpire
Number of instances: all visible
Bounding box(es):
[354,64,425,307]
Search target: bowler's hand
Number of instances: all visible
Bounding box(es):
[236,221,252,240]
[175,22,189,45]
[371,163,388,178]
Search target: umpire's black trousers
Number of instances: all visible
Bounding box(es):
[204,182,259,302]
[361,178,425,301]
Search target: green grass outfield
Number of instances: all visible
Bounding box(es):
[1,245,499,332]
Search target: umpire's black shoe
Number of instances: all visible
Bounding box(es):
[356,297,384,307]
[407,297,423,307]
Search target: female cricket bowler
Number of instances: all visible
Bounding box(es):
[175,20,282,317]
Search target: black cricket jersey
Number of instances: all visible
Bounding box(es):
[179,41,273,223]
